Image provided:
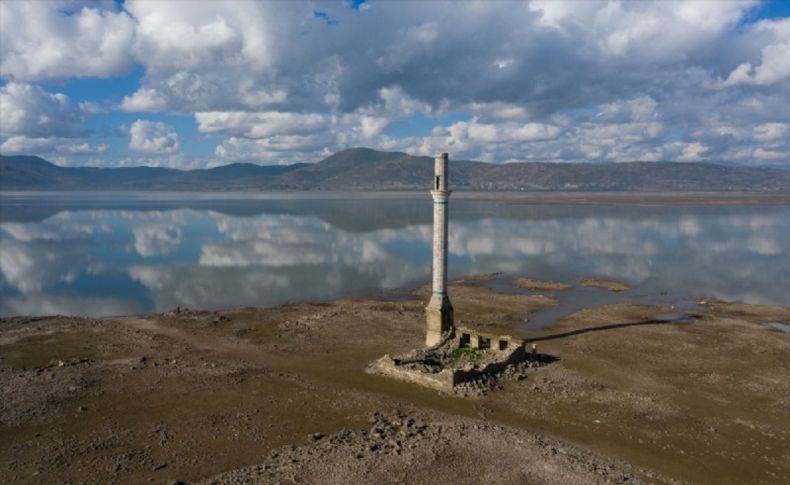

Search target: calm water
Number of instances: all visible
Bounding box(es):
[1,191,788,318]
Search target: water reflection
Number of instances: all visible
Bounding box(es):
[1,192,788,316]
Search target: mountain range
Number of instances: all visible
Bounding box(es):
[2,148,789,192]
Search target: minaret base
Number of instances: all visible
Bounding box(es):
[425,294,454,347]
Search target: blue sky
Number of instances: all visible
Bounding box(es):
[1,0,788,168]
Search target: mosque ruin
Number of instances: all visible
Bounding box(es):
[368,153,549,395]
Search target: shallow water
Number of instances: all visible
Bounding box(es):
[1,191,788,317]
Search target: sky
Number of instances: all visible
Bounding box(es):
[0,0,788,169]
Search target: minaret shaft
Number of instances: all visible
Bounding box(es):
[431,194,449,296]
[426,153,454,346]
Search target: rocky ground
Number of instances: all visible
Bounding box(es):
[1,276,788,484]
[202,409,643,485]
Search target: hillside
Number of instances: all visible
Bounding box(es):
[0,155,308,190]
[1,149,789,192]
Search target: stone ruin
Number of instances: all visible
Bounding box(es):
[368,326,555,396]
[367,153,555,396]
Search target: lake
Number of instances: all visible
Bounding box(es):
[1,191,788,318]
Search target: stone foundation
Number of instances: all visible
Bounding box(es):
[368,326,554,396]
[425,294,453,347]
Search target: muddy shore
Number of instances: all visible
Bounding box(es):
[456,191,790,206]
[1,276,788,484]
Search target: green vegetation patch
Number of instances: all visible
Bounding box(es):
[448,347,486,366]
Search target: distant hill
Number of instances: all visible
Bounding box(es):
[2,149,789,192]
[0,155,308,190]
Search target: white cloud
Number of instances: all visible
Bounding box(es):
[118,0,283,112]
[128,0,273,74]
[720,42,790,87]
[531,0,755,60]
[120,88,168,112]
[677,142,710,162]
[376,86,433,117]
[753,123,789,142]
[195,111,327,138]
[1,1,789,167]
[465,121,561,143]
[0,136,108,155]
[753,148,788,161]
[213,136,324,165]
[0,83,84,137]
[128,120,181,154]
[359,116,389,138]
[0,1,135,80]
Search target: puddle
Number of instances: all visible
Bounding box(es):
[767,322,790,333]
[480,275,708,330]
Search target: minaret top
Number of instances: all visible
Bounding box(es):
[433,152,449,192]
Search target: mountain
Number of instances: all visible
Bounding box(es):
[0,155,308,190]
[1,149,789,192]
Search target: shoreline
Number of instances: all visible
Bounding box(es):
[1,276,788,483]
[2,189,790,205]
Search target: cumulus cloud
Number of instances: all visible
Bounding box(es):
[0,136,109,156]
[1,1,789,167]
[128,120,181,154]
[0,83,85,138]
[719,41,790,87]
[195,112,327,138]
[119,87,168,112]
[711,16,790,93]
[0,1,135,80]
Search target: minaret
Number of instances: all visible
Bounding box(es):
[426,152,454,346]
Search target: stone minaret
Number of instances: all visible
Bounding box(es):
[426,152,454,346]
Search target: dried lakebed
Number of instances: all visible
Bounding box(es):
[1,277,788,484]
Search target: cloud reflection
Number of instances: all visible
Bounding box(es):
[132,224,182,257]
[1,199,788,316]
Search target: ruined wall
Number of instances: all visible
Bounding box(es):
[367,355,455,393]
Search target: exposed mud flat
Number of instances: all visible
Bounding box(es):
[459,191,790,206]
[1,278,788,484]
[513,278,573,292]
[578,278,630,292]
